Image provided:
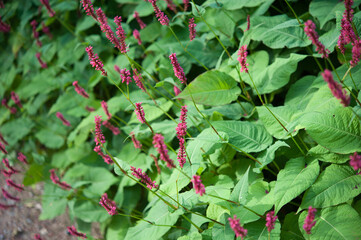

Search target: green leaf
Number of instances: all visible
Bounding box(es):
[39,183,69,220]
[299,107,361,154]
[300,164,361,209]
[129,99,173,123]
[83,167,118,195]
[212,121,273,153]
[281,212,304,240]
[254,141,290,173]
[73,200,110,223]
[245,218,281,240]
[106,215,130,239]
[35,129,65,149]
[274,158,320,213]
[212,213,234,240]
[0,117,35,146]
[309,0,344,28]
[175,70,241,106]
[230,166,250,204]
[214,0,268,10]
[298,204,361,239]
[307,145,350,164]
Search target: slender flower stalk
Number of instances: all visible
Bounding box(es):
[114,16,128,53]
[131,166,158,189]
[135,103,146,123]
[56,112,71,126]
[303,206,317,234]
[304,20,329,58]
[130,132,142,149]
[133,11,146,29]
[133,29,142,45]
[94,115,106,145]
[36,52,47,68]
[101,101,112,120]
[228,215,247,239]
[39,0,56,17]
[6,179,24,192]
[189,18,196,41]
[85,46,107,76]
[266,211,278,232]
[191,175,205,196]
[2,188,20,201]
[99,193,117,215]
[238,45,249,73]
[41,22,52,39]
[73,81,89,98]
[81,0,97,20]
[183,0,189,11]
[150,0,169,26]
[133,69,145,91]
[120,68,132,85]
[153,134,176,168]
[321,69,350,107]
[31,20,42,47]
[67,226,87,239]
[169,53,187,84]
[350,152,361,173]
[245,15,250,31]
[176,106,187,167]
[102,120,121,135]
[17,152,28,164]
[10,92,22,108]
[0,16,10,32]
[0,132,8,145]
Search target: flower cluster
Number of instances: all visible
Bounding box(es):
[31,20,42,47]
[41,22,52,39]
[10,92,22,108]
[238,45,249,73]
[165,0,177,13]
[266,211,278,232]
[150,0,169,26]
[133,29,142,45]
[191,175,205,196]
[135,102,146,123]
[130,132,142,149]
[99,193,117,215]
[67,226,87,239]
[131,166,158,189]
[120,68,132,85]
[6,179,24,192]
[133,11,146,29]
[153,134,176,168]
[94,115,112,164]
[176,106,187,167]
[40,0,56,17]
[133,69,145,91]
[35,52,47,69]
[85,46,107,76]
[350,152,361,173]
[304,20,329,58]
[245,15,250,31]
[49,169,72,190]
[303,206,317,234]
[56,112,71,127]
[101,100,112,120]
[183,0,189,11]
[17,152,28,164]
[169,53,187,84]
[228,215,247,239]
[114,16,128,53]
[73,81,89,98]
[81,0,97,20]
[189,18,196,41]
[321,69,350,107]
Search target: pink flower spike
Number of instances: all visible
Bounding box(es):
[165,0,177,13]
[228,215,247,239]
[17,152,28,164]
[133,69,146,92]
[0,132,8,145]
[303,206,317,234]
[99,193,117,215]
[3,158,20,173]
[94,115,106,145]
[133,11,146,29]
[73,81,89,98]
[130,132,142,149]
[245,15,250,31]
[101,101,112,120]
[135,102,146,123]
[114,65,121,74]
[266,211,278,233]
[49,169,60,184]
[153,133,176,168]
[120,68,132,85]
[30,20,42,47]
[39,0,56,17]
[189,18,196,41]
[34,234,43,240]
[133,29,142,45]
[93,145,113,164]
[131,166,158,189]
[67,226,87,239]
[56,112,71,126]
[2,188,20,201]
[169,53,187,84]
[85,46,107,76]
[81,0,97,20]
[41,22,52,39]
[0,203,15,209]
[0,16,10,33]
[102,120,121,135]
[191,175,205,196]
[2,98,16,114]
[238,45,249,73]
[58,181,72,190]
[176,106,188,167]
[96,8,122,51]
[85,106,95,112]
[183,0,189,11]
[0,142,8,155]
[6,179,24,192]
[304,20,330,58]
[351,40,361,67]
[150,0,169,26]
[321,69,350,107]
[36,52,47,68]
[114,16,128,53]
[1,169,15,178]
[174,85,181,96]
[10,92,22,108]
[350,152,361,172]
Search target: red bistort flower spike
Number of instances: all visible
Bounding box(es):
[120,68,132,85]
[2,188,20,201]
[176,106,188,167]
[133,69,145,92]
[0,142,7,155]
[0,132,8,145]
[174,85,181,96]
[73,81,89,98]
[133,11,146,29]
[150,0,169,26]
[49,169,60,184]
[85,106,95,112]
[34,233,43,240]
[99,193,117,215]
[3,158,20,174]
[150,154,161,174]
[165,0,177,13]
[102,120,120,135]
[228,215,248,239]
[131,166,158,189]
[183,0,189,11]
[94,115,106,145]
[351,40,361,67]
[321,69,350,107]
[6,179,24,192]
[2,98,17,114]
[56,112,71,126]
[114,64,121,74]
[96,8,122,51]
[17,152,28,164]
[41,22,53,39]
[1,169,15,178]
[39,0,56,17]
[153,133,176,168]
[238,45,249,73]
[0,203,15,209]
[57,181,72,190]
[81,0,97,20]
[0,16,10,33]
[133,29,142,45]
[303,206,317,234]
[101,100,112,120]
[135,102,146,123]
[85,46,107,76]
[30,20,42,47]
[35,52,48,69]
[191,175,205,196]
[130,132,142,149]
[67,226,87,239]
[94,145,113,164]
[350,152,361,173]
[11,91,22,108]
[114,16,128,53]
[266,211,278,233]
[189,18,196,41]
[304,20,330,58]
[169,53,187,84]
[245,15,250,31]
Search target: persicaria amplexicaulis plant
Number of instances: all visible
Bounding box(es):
[228,215,247,239]
[191,175,205,196]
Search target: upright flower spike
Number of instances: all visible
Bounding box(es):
[30,20,42,47]
[81,0,97,20]
[133,29,142,45]
[99,193,117,215]
[67,226,87,239]
[321,69,350,107]
[350,152,361,173]
[304,20,330,58]
[102,120,121,135]
[6,179,24,192]
[228,215,248,239]
[36,52,47,68]
[120,68,132,85]
[56,112,71,126]
[2,188,20,201]
[73,81,89,98]
[85,46,107,76]
[17,152,28,164]
[130,132,142,149]
[96,8,122,51]
[135,102,146,123]
[245,15,250,31]
[150,0,169,26]
[191,175,205,196]
[131,166,158,189]
[94,115,106,145]
[0,132,8,145]
[188,18,196,41]
[10,92,22,108]
[94,145,113,164]
[101,100,112,120]
[169,53,187,84]
[114,16,128,53]
[238,45,249,73]
[176,106,188,167]
[133,11,146,29]
[303,206,317,234]
[165,0,177,13]
[41,22,53,39]
[133,69,146,92]
[266,211,278,233]
[183,0,189,11]
[153,134,176,168]
[351,40,361,67]
[39,0,56,17]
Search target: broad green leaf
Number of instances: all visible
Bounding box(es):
[299,107,361,154]
[274,158,319,213]
[0,117,35,146]
[298,204,361,239]
[39,183,69,220]
[307,145,350,164]
[254,141,290,173]
[309,0,344,28]
[73,200,110,223]
[212,213,234,240]
[212,0,268,10]
[300,164,361,209]
[281,213,303,240]
[35,129,65,149]
[230,166,250,204]
[129,99,173,123]
[202,102,254,120]
[175,70,241,106]
[83,167,118,195]
[212,121,273,153]
[245,218,281,240]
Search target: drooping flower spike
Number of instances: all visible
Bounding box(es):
[41,22,53,39]
[266,211,278,233]
[56,112,71,126]
[85,45,107,76]
[0,132,8,146]
[238,45,249,73]
[3,158,20,174]
[99,193,117,215]
[49,169,72,190]
[228,215,248,239]
[114,16,128,53]
[303,206,317,234]
[135,103,146,123]
[130,132,142,149]
[245,15,250,31]
[94,145,113,164]
[133,69,145,92]
[73,81,89,98]
[350,152,361,173]
[6,179,24,192]
[153,133,176,168]
[36,52,48,69]
[101,100,112,120]
[96,8,121,51]
[188,18,196,41]
[150,0,169,26]
[81,0,97,20]
[31,20,42,47]
[304,20,330,58]
[67,226,87,239]
[133,11,146,29]
[169,53,187,84]
[321,69,350,107]
[10,92,22,108]
[2,188,20,201]
[131,166,158,189]
[1,169,15,178]
[39,0,56,17]
[0,142,8,155]
[133,29,142,45]
[191,175,205,196]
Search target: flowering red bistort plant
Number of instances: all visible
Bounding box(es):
[96,8,122,51]
[133,11,146,29]
[56,112,71,126]
[351,40,361,67]
[188,18,196,41]
[0,142,8,154]
[169,53,187,84]
[176,106,187,167]
[153,133,176,168]
[133,29,142,45]
[39,0,56,17]
[3,158,20,173]
[338,0,357,54]
[135,102,146,123]
[238,45,249,73]
[304,20,330,58]
[6,179,24,192]
[228,215,247,239]
[130,132,142,149]
[30,20,42,47]
[35,52,48,69]
[99,193,117,215]
[150,0,169,26]
[132,69,145,91]
[265,211,278,232]
[350,152,361,173]
[120,68,132,85]
[102,120,120,135]
[114,16,128,53]
[81,0,97,20]
[303,206,317,234]
[131,166,158,189]
[10,92,22,108]
[321,69,350,107]
[94,115,106,145]
[73,81,89,98]
[101,100,112,120]
[85,45,107,76]
[191,175,205,196]
[2,188,20,201]
[67,226,87,239]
